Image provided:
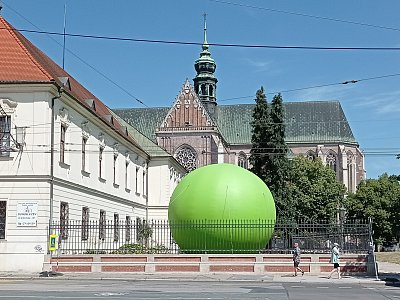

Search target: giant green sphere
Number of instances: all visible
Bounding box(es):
[168,163,276,253]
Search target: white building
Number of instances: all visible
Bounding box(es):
[0,16,185,272]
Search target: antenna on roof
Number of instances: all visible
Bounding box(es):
[62,2,67,69]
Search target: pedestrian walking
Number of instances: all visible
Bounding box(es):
[328,242,341,279]
[292,242,304,276]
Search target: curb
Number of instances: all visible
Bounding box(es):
[0,274,394,285]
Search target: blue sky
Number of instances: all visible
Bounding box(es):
[2,0,399,179]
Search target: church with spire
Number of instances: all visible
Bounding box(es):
[113,17,365,192]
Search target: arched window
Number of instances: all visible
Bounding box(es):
[201,84,206,96]
[347,151,355,192]
[306,150,317,161]
[326,151,337,173]
[209,85,214,97]
[238,152,248,169]
[175,145,197,172]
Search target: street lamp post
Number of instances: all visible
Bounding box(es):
[339,206,346,251]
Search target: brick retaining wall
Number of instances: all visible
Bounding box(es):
[43,254,375,275]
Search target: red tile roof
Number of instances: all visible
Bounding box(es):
[0,17,142,153]
[0,17,51,81]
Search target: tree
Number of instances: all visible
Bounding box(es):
[287,156,346,222]
[344,173,400,245]
[249,87,273,184]
[249,89,290,219]
[269,93,290,217]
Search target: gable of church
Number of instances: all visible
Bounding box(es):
[160,79,215,130]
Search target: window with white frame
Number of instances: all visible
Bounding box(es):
[142,170,146,196]
[99,210,106,240]
[99,146,105,179]
[135,167,139,194]
[0,201,6,239]
[125,216,131,242]
[0,116,11,157]
[114,213,119,242]
[125,160,129,190]
[60,202,69,240]
[60,124,67,163]
[81,206,89,241]
[82,137,88,172]
[113,153,118,185]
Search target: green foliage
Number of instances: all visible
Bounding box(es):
[84,249,107,254]
[249,88,290,218]
[249,87,273,183]
[113,243,170,254]
[269,94,290,217]
[137,219,153,245]
[287,156,346,222]
[344,173,400,244]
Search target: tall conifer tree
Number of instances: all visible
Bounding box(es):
[249,89,290,219]
[269,93,290,218]
[249,87,274,188]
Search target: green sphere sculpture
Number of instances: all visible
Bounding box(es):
[168,163,276,253]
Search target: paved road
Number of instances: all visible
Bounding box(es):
[0,279,399,299]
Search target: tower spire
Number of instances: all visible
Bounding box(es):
[203,13,208,50]
[194,14,218,118]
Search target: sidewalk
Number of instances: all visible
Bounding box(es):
[0,261,397,285]
[0,271,396,285]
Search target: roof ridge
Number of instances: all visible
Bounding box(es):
[0,17,52,80]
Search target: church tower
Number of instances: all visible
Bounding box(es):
[193,14,218,118]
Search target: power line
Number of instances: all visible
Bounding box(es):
[1,1,148,108]
[4,148,398,157]
[3,4,400,110]
[2,27,400,51]
[219,72,400,102]
[207,0,400,33]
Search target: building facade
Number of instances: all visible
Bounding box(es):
[113,19,365,193]
[0,16,185,272]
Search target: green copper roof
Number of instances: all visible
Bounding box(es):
[112,101,357,146]
[112,107,168,142]
[216,101,356,145]
[111,110,170,157]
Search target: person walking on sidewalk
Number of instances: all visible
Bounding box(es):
[292,242,304,276]
[328,242,341,279]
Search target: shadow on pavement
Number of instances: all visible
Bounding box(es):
[39,271,64,278]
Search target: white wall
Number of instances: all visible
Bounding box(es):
[0,86,157,272]
[147,158,184,220]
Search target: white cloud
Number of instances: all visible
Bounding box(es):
[352,90,400,114]
[286,84,356,102]
[243,57,279,74]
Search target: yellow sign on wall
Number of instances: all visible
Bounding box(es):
[49,234,58,251]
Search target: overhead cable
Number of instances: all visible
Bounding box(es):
[207,0,400,33]
[2,27,400,51]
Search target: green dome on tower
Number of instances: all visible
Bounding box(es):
[193,14,218,118]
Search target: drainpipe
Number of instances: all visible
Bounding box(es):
[145,160,149,221]
[50,87,63,229]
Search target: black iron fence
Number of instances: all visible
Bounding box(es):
[49,219,371,255]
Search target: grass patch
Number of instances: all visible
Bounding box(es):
[376,252,400,264]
